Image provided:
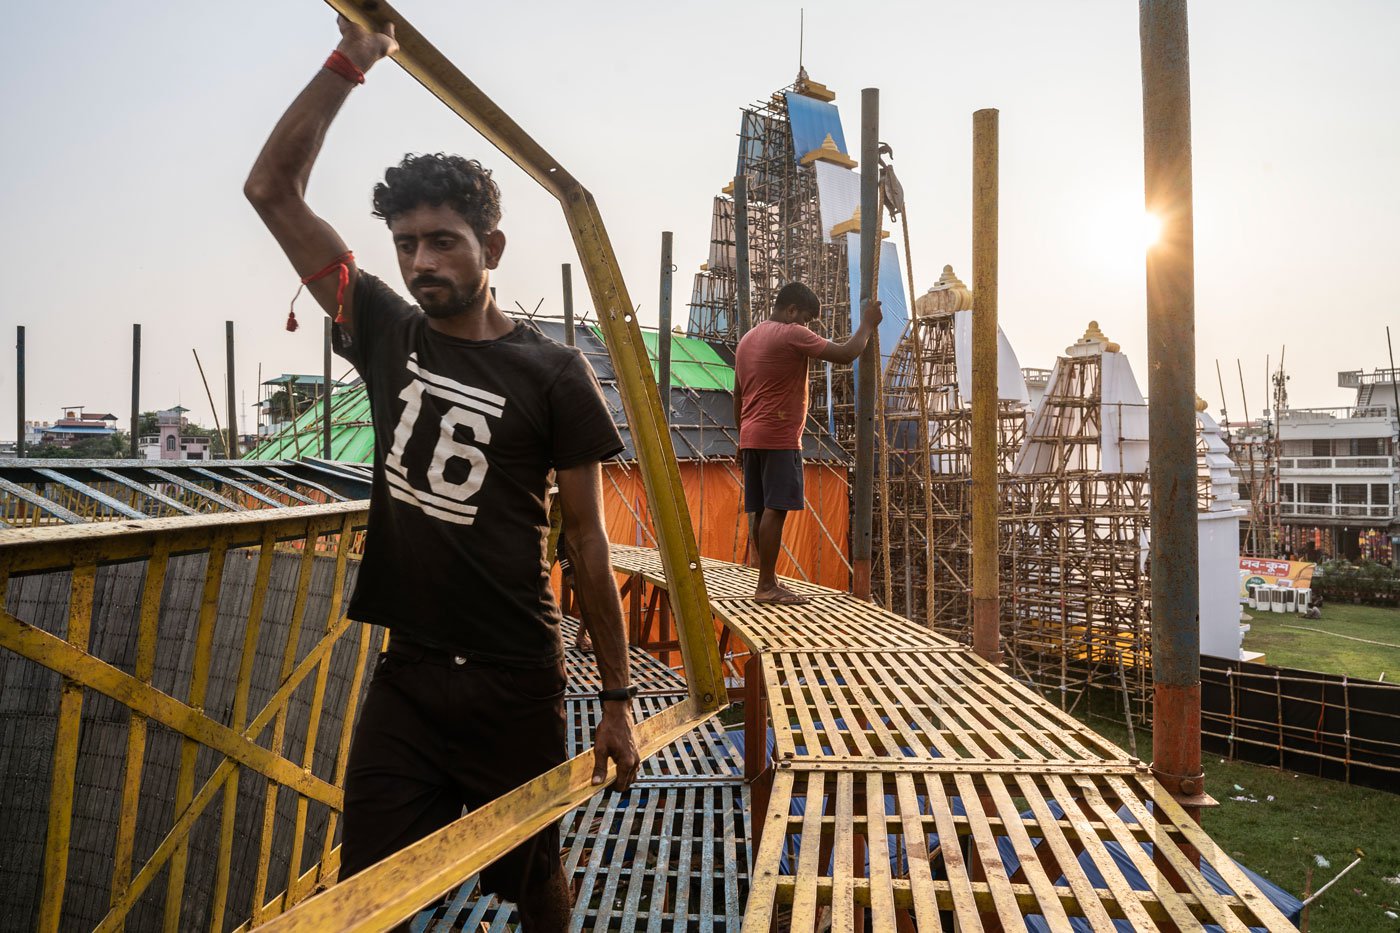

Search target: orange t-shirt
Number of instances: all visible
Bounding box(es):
[735,320,829,450]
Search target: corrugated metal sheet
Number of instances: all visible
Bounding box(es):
[239,319,847,467]
[246,387,376,463]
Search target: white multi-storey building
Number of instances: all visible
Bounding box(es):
[1231,368,1398,564]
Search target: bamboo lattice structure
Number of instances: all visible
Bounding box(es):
[1002,338,1154,723]
[687,79,859,446]
[879,267,1026,629]
[609,545,1296,931]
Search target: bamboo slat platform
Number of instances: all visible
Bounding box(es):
[415,618,750,932]
[609,548,1297,932]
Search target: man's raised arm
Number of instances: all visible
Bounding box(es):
[244,16,397,328]
[815,298,883,365]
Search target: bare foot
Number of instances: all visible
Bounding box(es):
[753,585,810,606]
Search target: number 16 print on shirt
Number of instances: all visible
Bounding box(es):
[383,353,505,526]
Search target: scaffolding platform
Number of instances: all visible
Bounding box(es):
[414,619,750,932]
[608,550,1297,932]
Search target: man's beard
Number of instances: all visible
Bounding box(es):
[413,273,488,319]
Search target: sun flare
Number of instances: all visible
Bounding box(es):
[1140,211,1164,249]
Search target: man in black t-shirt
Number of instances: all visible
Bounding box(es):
[245,16,638,931]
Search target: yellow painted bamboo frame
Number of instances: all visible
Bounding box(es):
[322,0,724,709]
[4,4,727,929]
[0,503,370,932]
[249,2,728,928]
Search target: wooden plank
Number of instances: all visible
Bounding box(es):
[742,767,792,932]
[164,538,230,931]
[920,772,980,926]
[1136,774,1301,930]
[0,475,85,524]
[267,466,349,502]
[1103,774,1252,933]
[1012,772,1121,932]
[764,874,1253,924]
[232,467,320,505]
[954,772,1028,929]
[258,699,717,932]
[790,769,824,929]
[863,771,896,928]
[188,466,285,509]
[211,528,279,930]
[32,467,150,519]
[92,467,199,516]
[252,532,320,924]
[984,771,1073,928]
[1070,774,1200,929]
[893,772,938,926]
[144,467,248,512]
[110,543,169,908]
[1041,772,1162,930]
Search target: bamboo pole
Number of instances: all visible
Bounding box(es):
[1141,0,1205,816]
[561,263,575,346]
[970,108,1003,664]
[852,88,879,601]
[192,349,224,455]
[658,231,674,423]
[225,321,239,459]
[322,318,333,459]
[130,325,141,458]
[15,326,25,457]
[734,175,752,337]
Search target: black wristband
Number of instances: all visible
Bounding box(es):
[598,685,638,703]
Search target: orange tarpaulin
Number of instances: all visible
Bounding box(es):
[601,460,850,591]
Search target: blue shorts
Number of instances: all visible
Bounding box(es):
[742,448,805,513]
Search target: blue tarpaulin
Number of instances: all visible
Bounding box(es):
[785,91,849,162]
[726,728,1302,930]
[844,232,911,425]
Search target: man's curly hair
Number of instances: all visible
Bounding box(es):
[371,153,502,237]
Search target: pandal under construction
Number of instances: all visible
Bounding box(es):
[0,0,1300,930]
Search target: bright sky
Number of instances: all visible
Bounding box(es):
[2,0,1396,440]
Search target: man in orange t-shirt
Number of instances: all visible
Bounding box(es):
[733,283,882,603]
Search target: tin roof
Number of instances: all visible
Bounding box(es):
[245,320,848,465]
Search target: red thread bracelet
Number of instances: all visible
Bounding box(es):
[323,49,365,85]
[287,251,354,332]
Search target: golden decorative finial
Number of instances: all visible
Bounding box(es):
[721,179,735,196]
[914,264,974,316]
[801,133,857,169]
[830,205,862,237]
[1195,396,1209,412]
[1067,319,1116,357]
[828,205,891,240]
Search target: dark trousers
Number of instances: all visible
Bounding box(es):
[340,639,568,905]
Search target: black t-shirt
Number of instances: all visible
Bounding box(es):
[334,272,623,665]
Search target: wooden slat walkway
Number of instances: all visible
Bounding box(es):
[414,618,749,932]
[608,545,1297,932]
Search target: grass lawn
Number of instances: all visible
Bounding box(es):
[1081,714,1400,932]
[1242,602,1400,680]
